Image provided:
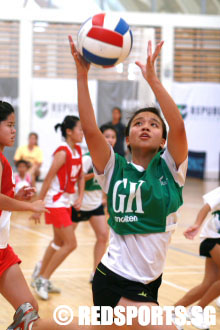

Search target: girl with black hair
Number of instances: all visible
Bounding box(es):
[7,38,188,330]
[68,37,188,329]
[0,101,47,329]
[31,115,84,301]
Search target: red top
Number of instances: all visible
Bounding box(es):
[52,144,82,202]
[0,152,15,215]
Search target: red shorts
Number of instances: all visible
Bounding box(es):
[0,244,21,277]
[45,207,72,228]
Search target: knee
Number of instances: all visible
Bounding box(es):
[51,241,62,250]
[201,279,216,290]
[53,234,63,247]
[64,240,77,253]
[212,279,220,289]
[96,231,109,244]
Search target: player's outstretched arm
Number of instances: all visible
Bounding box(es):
[136,40,188,168]
[0,162,47,213]
[0,193,47,213]
[37,151,66,201]
[29,151,66,222]
[68,36,110,174]
[184,203,211,239]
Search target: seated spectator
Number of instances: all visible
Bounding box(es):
[14,132,43,186]
[14,160,32,194]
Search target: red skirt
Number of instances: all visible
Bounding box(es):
[45,207,72,228]
[0,244,21,277]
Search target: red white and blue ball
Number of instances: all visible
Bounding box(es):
[77,13,133,68]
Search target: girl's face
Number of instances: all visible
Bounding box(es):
[0,113,16,149]
[126,111,165,153]
[112,108,121,122]
[29,134,37,146]
[68,121,83,143]
[17,163,28,177]
[103,129,117,147]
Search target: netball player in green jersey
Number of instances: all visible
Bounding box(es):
[7,39,188,330]
[68,36,188,329]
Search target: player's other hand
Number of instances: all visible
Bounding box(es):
[30,200,49,219]
[73,197,82,211]
[15,186,36,200]
[68,35,90,76]
[29,211,41,224]
[135,40,164,83]
[184,224,200,240]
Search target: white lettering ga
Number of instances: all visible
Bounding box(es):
[112,179,144,214]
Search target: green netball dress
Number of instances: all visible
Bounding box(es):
[107,150,183,235]
[94,147,188,284]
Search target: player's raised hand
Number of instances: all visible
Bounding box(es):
[68,35,90,75]
[136,40,164,82]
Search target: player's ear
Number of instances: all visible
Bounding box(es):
[160,138,166,149]
[66,128,73,137]
[126,136,130,148]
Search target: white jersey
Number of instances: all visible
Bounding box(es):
[94,147,188,284]
[80,154,102,211]
[200,186,220,242]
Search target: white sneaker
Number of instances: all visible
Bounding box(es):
[171,311,184,330]
[47,280,61,293]
[31,275,61,294]
[187,306,210,330]
[215,296,220,307]
[31,261,61,294]
[34,276,49,300]
[31,261,42,282]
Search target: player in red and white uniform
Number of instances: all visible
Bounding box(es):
[0,101,47,330]
[31,115,84,300]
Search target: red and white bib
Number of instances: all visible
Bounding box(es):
[45,143,82,208]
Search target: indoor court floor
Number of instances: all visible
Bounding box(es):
[0,177,219,329]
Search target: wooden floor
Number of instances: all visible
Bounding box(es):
[0,178,219,329]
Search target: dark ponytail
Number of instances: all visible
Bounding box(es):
[55,115,80,138]
[0,101,15,123]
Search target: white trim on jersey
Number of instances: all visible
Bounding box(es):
[0,211,11,248]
